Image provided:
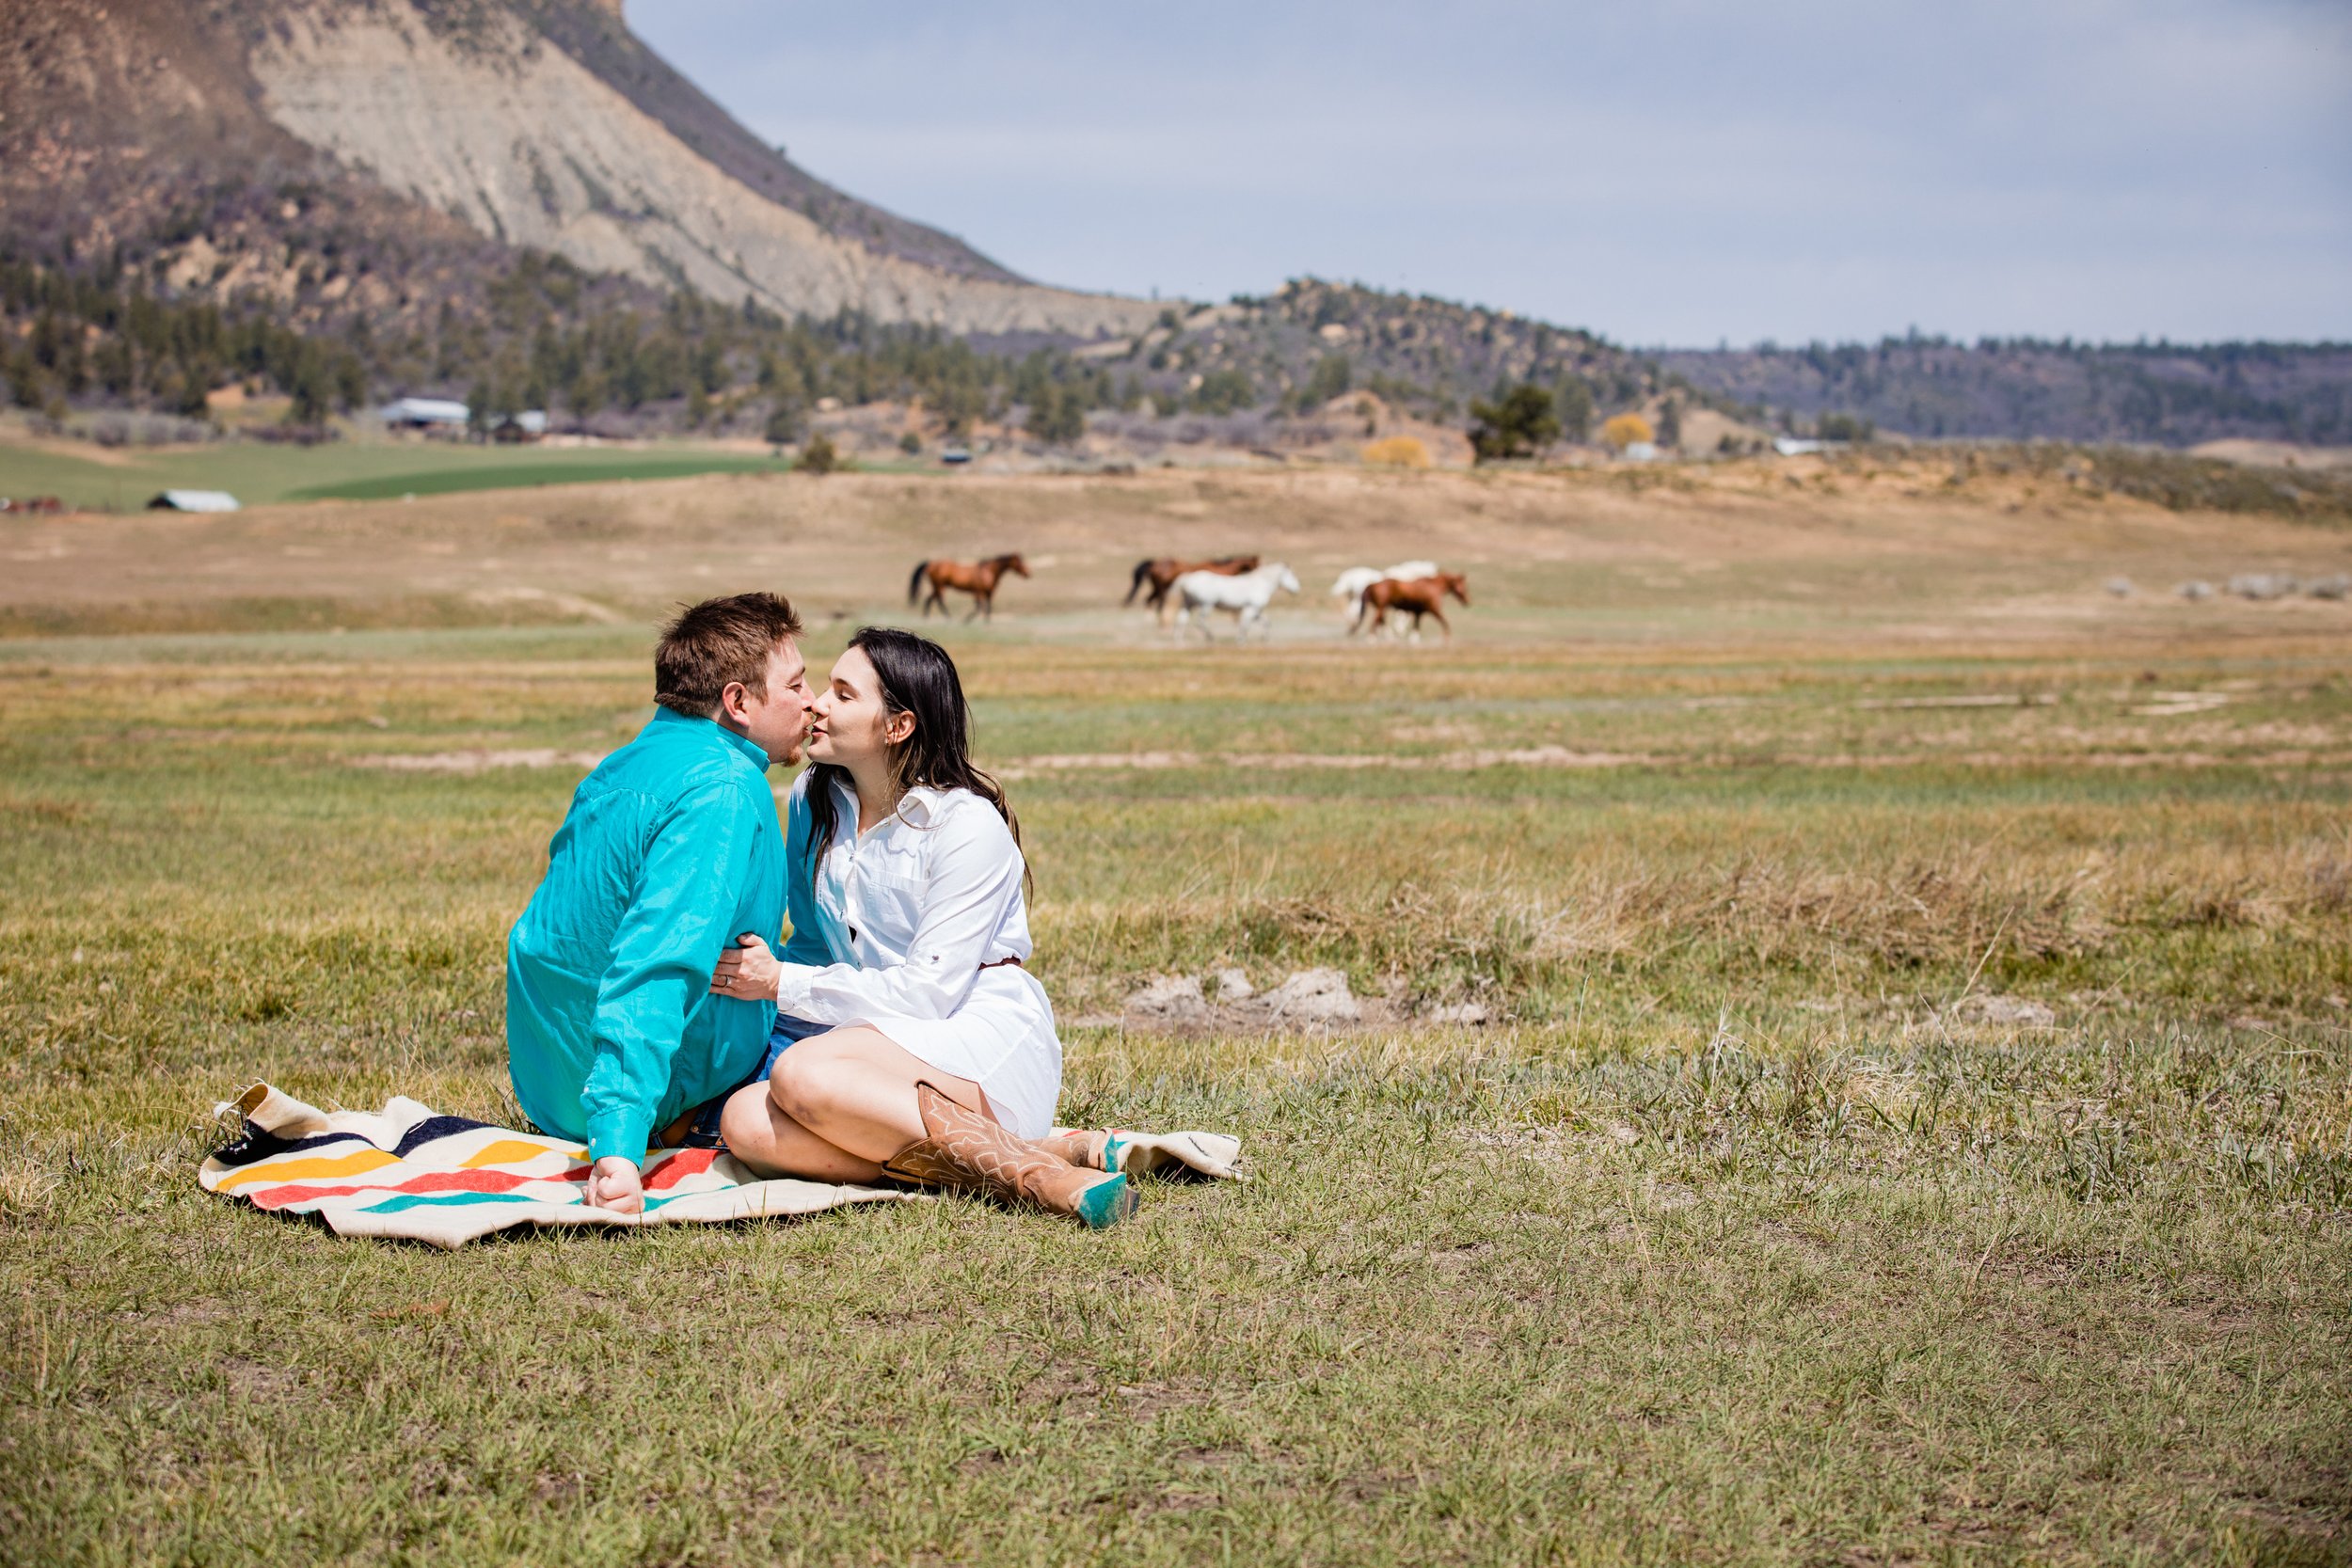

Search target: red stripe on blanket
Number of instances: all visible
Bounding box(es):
[251,1168,543,1210]
[644,1148,718,1190]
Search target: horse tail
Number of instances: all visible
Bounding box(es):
[907,561,930,605]
[1124,559,1153,605]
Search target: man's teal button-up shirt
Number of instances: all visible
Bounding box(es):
[505,708,785,1164]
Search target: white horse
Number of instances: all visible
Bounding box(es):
[1327,560,1439,603]
[1332,560,1440,631]
[1175,562,1301,641]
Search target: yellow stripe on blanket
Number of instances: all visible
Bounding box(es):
[215,1148,399,1191]
[461,1138,579,1169]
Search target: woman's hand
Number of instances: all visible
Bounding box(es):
[710,932,782,1001]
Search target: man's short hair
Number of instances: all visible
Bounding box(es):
[654,592,803,715]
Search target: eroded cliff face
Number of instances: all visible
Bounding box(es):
[246,7,1155,336]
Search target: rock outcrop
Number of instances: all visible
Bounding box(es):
[0,0,1156,337]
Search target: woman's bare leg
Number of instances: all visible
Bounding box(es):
[759,1026,1135,1227]
[766,1025,991,1164]
[717,1082,886,1182]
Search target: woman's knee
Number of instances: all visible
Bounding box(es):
[767,1033,855,1123]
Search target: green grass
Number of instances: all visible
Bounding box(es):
[0,436,793,510]
[282,453,792,501]
[1,623,2347,1565]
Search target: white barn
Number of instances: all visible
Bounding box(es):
[381,397,471,430]
[148,490,242,513]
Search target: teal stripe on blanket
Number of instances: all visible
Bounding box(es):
[358,1190,545,1212]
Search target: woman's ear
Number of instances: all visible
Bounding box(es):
[884,710,917,745]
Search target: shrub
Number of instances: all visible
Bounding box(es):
[1602,412,1654,451]
[898,431,921,454]
[797,433,839,475]
[1469,383,1562,462]
[1362,436,1432,469]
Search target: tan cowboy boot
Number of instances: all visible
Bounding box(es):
[884,1084,1137,1228]
[1036,1128,1115,1171]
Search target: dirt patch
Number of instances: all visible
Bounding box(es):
[1120,968,1439,1032]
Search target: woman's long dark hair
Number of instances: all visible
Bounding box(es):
[805,626,1021,886]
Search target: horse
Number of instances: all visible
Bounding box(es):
[1173,562,1301,641]
[908,553,1030,620]
[1126,554,1260,623]
[1329,560,1439,619]
[1356,572,1470,641]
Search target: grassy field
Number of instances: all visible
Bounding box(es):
[0,425,794,510]
[1,467,2347,1564]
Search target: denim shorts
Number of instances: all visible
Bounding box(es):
[680,1013,829,1148]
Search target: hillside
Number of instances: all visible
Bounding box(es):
[0,0,1152,337]
[2,1,2344,452]
[1657,337,2352,447]
[1057,279,1665,426]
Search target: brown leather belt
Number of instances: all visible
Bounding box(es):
[978,955,1025,972]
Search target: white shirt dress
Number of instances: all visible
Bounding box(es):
[771,774,1063,1139]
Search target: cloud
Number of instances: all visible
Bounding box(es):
[628,0,2352,341]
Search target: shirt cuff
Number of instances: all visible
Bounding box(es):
[774,962,821,1015]
[586,1105,653,1167]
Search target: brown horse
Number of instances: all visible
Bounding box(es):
[909,553,1030,620]
[1356,572,1470,641]
[1125,554,1260,621]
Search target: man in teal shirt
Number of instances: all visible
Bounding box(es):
[506,592,812,1213]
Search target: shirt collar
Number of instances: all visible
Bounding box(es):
[896,785,950,826]
[828,772,950,830]
[648,706,770,770]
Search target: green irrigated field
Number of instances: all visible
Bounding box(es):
[0,428,792,511]
[1,468,2347,1565]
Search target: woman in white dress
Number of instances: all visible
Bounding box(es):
[707,626,1136,1227]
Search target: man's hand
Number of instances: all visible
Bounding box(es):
[584,1155,644,1213]
[710,932,782,1001]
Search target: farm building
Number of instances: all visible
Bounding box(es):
[147,490,242,513]
[381,397,470,430]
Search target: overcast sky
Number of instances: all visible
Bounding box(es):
[627,0,2351,347]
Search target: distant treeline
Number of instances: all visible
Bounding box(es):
[0,248,1131,440]
[1656,333,2352,447]
[0,248,1712,446]
[0,253,365,423]
[8,243,2346,451]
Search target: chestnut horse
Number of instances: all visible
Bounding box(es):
[1355,572,1470,641]
[908,553,1030,620]
[1125,554,1260,622]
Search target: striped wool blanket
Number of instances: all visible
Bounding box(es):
[200,1082,1242,1249]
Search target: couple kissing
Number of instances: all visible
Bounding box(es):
[503,592,1136,1229]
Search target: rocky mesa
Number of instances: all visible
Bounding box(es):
[1,0,1157,338]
